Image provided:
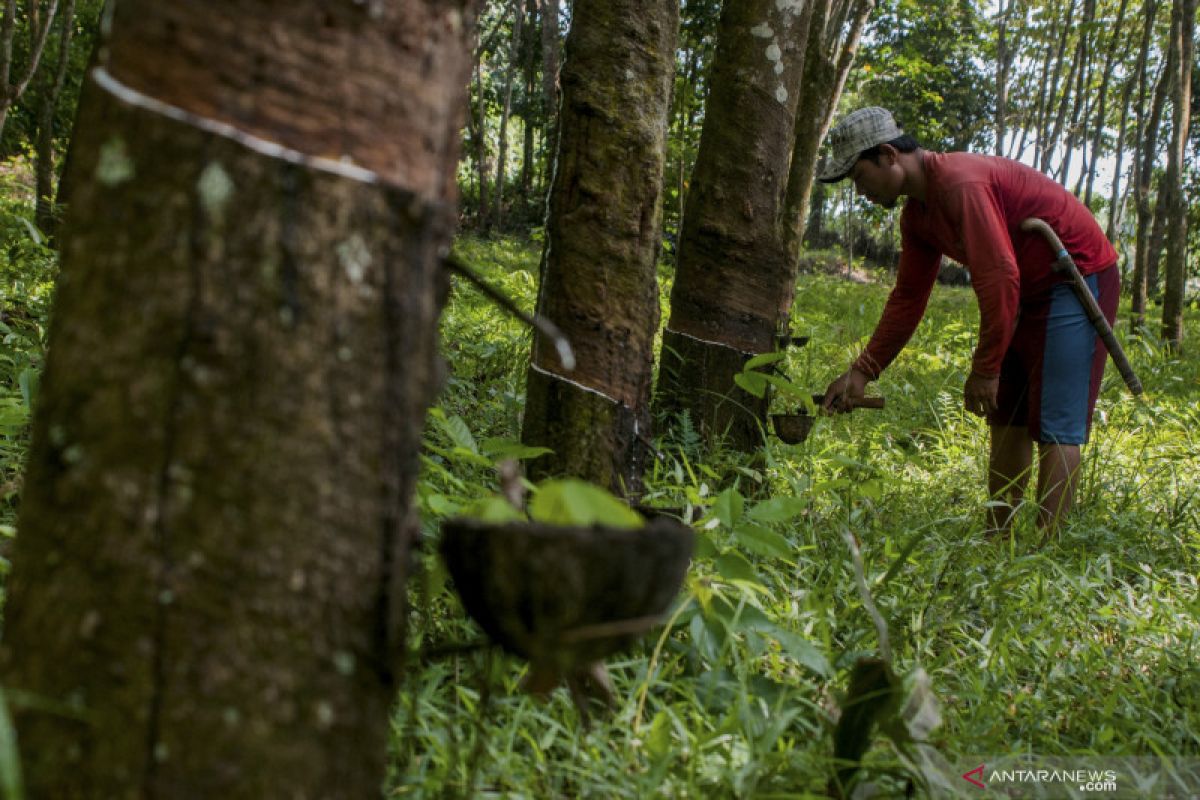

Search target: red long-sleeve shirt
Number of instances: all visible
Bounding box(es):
[853,152,1118,379]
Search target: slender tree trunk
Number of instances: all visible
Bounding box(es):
[656,0,812,451]
[471,57,490,226]
[1159,0,1194,347]
[995,0,1013,155]
[804,180,827,248]
[539,0,560,183]
[1057,0,1095,185]
[519,0,538,199]
[491,0,523,231]
[784,0,874,261]
[1146,168,1169,293]
[0,0,60,140]
[1106,30,1143,243]
[1084,0,1130,206]
[1020,5,1059,162]
[521,0,678,495]
[1039,0,1077,173]
[0,3,476,796]
[672,45,700,235]
[1132,27,1170,327]
[33,0,75,236]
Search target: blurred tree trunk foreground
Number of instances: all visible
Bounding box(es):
[0,2,476,797]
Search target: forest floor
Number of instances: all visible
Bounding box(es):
[391,235,1200,798]
[0,229,1196,797]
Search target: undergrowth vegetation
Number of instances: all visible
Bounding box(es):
[393,236,1200,797]
[0,166,54,581]
[0,218,1195,796]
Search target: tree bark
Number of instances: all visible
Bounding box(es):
[33,0,75,236]
[519,0,538,199]
[470,57,491,226]
[491,0,523,231]
[1017,3,1059,161]
[1131,15,1170,327]
[539,0,560,177]
[1083,0,1129,207]
[0,0,60,140]
[784,0,873,262]
[1159,0,1193,346]
[1106,11,1146,243]
[1038,0,1076,173]
[656,0,813,451]
[521,0,678,495]
[0,2,476,797]
[994,0,1015,155]
[1056,0,1095,185]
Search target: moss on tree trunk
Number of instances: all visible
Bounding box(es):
[521,0,678,495]
[655,0,808,451]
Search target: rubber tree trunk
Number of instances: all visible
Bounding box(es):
[521,0,678,496]
[1159,0,1195,347]
[1131,37,1171,327]
[1083,0,1130,207]
[0,2,476,797]
[0,0,60,142]
[539,0,560,185]
[33,0,75,237]
[994,0,1014,156]
[1038,0,1076,173]
[783,0,874,262]
[654,0,811,452]
[491,0,523,232]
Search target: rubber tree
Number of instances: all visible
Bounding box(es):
[783,0,874,260]
[1131,0,1170,328]
[0,0,60,139]
[1159,0,1195,348]
[654,0,812,451]
[521,0,678,495]
[32,0,75,235]
[0,1,477,797]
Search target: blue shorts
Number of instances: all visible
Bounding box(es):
[990,265,1119,445]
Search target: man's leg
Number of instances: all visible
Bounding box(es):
[987,423,1034,534]
[1037,442,1081,533]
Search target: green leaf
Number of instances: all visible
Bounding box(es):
[767,627,833,677]
[423,493,461,518]
[709,488,744,528]
[747,496,808,523]
[760,372,808,397]
[527,479,643,529]
[743,351,787,370]
[857,478,884,501]
[460,496,527,524]
[434,414,478,454]
[480,437,552,461]
[732,523,793,560]
[693,529,720,560]
[17,368,37,410]
[715,551,759,584]
[732,371,768,398]
[646,710,672,759]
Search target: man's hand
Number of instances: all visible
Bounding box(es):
[822,367,871,413]
[964,372,999,416]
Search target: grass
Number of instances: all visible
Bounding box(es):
[395,235,1200,797]
[0,218,1194,796]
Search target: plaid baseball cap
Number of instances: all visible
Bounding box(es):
[817,107,905,183]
